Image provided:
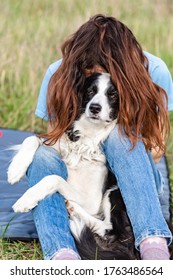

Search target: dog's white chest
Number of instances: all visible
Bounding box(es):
[53,134,108,215]
[51,118,116,215]
[67,161,107,215]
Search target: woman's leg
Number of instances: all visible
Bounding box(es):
[102,125,172,258]
[26,145,80,260]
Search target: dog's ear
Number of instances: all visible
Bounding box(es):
[67,126,80,142]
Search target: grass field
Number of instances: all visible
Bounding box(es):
[0,0,173,259]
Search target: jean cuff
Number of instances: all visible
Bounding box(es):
[135,229,173,250]
[49,248,81,260]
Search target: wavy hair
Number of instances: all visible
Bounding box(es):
[43,14,170,152]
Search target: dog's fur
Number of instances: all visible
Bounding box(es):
[7,73,172,260]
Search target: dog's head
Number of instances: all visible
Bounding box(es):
[67,73,119,141]
[81,72,119,124]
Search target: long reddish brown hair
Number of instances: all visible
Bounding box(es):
[43,14,170,152]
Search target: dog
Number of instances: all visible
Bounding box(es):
[7,72,172,260]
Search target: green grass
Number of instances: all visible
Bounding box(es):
[0,239,42,260]
[0,0,173,259]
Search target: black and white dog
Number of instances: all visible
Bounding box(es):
[7,73,139,259]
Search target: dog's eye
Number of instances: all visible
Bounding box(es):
[108,89,118,99]
[87,89,94,96]
[88,89,94,95]
[86,85,97,97]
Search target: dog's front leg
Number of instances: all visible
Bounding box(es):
[13,174,86,213]
[8,136,42,184]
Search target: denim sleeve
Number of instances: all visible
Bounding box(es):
[35,60,62,120]
[149,59,173,111]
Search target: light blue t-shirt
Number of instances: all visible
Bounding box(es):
[35,51,173,120]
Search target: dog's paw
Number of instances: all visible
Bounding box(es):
[7,160,27,185]
[8,136,41,185]
[12,193,38,213]
[66,200,75,216]
[93,222,113,237]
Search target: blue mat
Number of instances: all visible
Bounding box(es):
[0,128,38,240]
[0,128,172,241]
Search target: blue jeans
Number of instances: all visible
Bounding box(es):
[27,146,78,259]
[26,126,172,259]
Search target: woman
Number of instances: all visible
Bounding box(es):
[28,14,173,260]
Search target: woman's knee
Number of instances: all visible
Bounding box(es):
[103,125,132,155]
[26,145,68,186]
[102,125,150,173]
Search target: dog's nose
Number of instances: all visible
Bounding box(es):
[89,103,102,114]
